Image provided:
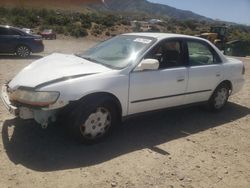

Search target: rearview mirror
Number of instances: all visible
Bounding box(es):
[134,59,159,71]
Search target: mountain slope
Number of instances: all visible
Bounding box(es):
[0,0,212,21]
[89,0,212,21]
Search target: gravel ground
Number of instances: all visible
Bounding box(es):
[0,38,249,188]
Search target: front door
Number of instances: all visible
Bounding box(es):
[128,39,188,115]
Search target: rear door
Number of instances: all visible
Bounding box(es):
[0,27,9,53]
[0,27,21,53]
[184,39,223,104]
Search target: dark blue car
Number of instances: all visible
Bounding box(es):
[0,25,44,57]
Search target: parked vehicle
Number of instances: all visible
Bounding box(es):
[39,29,56,40]
[197,26,228,50]
[22,28,33,34]
[224,40,250,57]
[1,33,245,143]
[0,25,44,57]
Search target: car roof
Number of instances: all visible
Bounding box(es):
[123,32,206,41]
[0,25,26,33]
[0,25,12,29]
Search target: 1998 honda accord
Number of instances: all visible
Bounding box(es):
[1,33,245,143]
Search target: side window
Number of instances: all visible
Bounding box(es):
[187,41,221,66]
[0,28,20,36]
[8,29,21,35]
[145,40,184,69]
[0,28,9,35]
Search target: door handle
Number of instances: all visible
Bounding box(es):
[216,73,221,77]
[177,78,185,82]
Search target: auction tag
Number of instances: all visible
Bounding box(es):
[134,38,152,44]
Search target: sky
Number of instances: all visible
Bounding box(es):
[149,0,250,25]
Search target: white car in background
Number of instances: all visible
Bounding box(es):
[22,28,33,34]
[1,33,245,143]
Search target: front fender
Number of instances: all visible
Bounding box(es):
[38,73,130,116]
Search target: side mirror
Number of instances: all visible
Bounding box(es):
[135,59,159,71]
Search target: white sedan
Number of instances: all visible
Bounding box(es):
[1,33,245,143]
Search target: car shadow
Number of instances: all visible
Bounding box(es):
[2,102,249,172]
[0,54,43,60]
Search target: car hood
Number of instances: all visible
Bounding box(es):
[9,53,111,89]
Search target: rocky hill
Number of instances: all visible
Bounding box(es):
[0,0,212,21]
[88,0,212,21]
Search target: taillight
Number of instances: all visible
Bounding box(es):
[242,65,245,75]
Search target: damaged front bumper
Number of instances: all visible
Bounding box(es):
[1,84,59,128]
[1,84,19,116]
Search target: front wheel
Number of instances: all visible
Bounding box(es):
[16,45,31,58]
[71,99,118,144]
[207,84,230,111]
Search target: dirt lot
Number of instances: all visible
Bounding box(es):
[0,38,249,188]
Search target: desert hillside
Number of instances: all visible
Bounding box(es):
[0,0,100,10]
[1,0,211,21]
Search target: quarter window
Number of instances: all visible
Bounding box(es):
[187,41,221,66]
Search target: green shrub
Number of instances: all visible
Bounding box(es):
[120,20,131,26]
[105,31,111,36]
[91,24,105,36]
[79,15,91,29]
[132,22,142,32]
[102,15,116,27]
[69,26,88,38]
[54,26,66,34]
[148,25,160,32]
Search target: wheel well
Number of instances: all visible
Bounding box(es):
[208,80,233,103]
[79,92,122,119]
[219,80,232,91]
[15,44,31,52]
[215,80,233,96]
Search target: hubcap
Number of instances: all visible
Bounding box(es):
[214,88,228,109]
[80,107,111,139]
[17,46,30,57]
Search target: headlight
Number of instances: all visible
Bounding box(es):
[10,89,59,107]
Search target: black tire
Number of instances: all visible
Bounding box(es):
[16,45,31,58]
[207,83,230,111]
[69,97,119,144]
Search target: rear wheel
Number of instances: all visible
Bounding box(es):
[70,98,118,144]
[207,83,230,111]
[16,45,30,58]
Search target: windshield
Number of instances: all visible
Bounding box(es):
[79,35,156,69]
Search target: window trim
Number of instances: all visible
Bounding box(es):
[140,38,187,70]
[0,27,24,36]
[9,28,23,36]
[184,38,222,67]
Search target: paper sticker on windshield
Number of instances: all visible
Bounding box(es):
[134,38,152,44]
